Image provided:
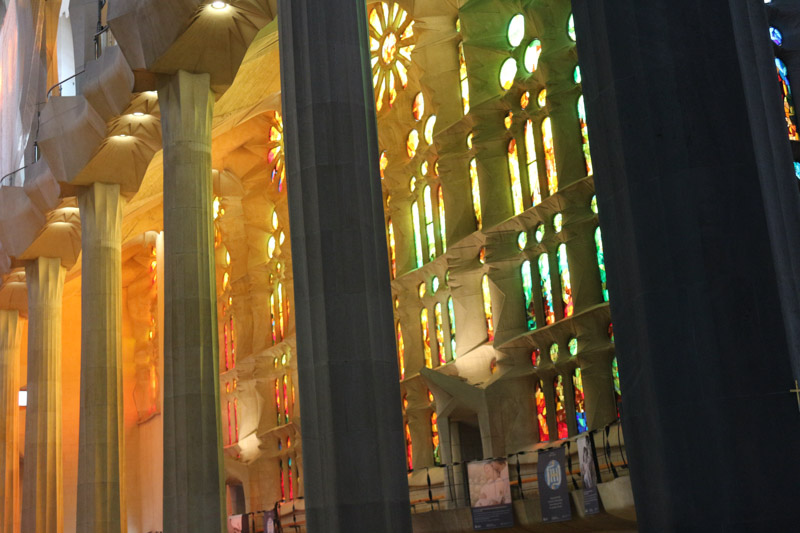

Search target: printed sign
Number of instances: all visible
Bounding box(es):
[468,458,514,530]
[538,448,572,522]
[578,435,600,515]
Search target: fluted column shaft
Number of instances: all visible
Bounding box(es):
[157,69,224,533]
[76,182,125,532]
[0,310,21,533]
[22,256,65,533]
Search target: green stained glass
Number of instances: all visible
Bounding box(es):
[412,201,423,268]
[508,14,525,47]
[538,254,555,325]
[447,296,457,359]
[553,213,563,233]
[574,66,581,84]
[554,375,568,439]
[574,369,587,432]
[535,223,545,243]
[591,195,598,214]
[432,276,440,294]
[595,226,608,301]
[550,343,559,362]
[558,243,574,317]
[568,338,578,356]
[521,260,536,330]
[424,185,436,261]
[517,232,528,250]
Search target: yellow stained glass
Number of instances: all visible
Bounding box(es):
[370,3,415,112]
[407,129,419,158]
[458,42,470,115]
[542,117,558,195]
[424,115,436,145]
[482,274,494,341]
[413,92,424,121]
[537,90,547,108]
[421,308,432,368]
[470,158,482,229]
[500,58,517,90]
[525,120,541,205]
[434,302,445,365]
[437,186,447,252]
[388,219,396,278]
[380,151,388,179]
[508,139,524,215]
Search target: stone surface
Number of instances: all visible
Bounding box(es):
[573,0,800,529]
[22,256,66,533]
[76,182,126,532]
[157,69,224,533]
[0,310,21,533]
[278,0,412,530]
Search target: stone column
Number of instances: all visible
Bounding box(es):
[573,0,800,530]
[157,69,224,533]
[448,421,466,508]
[278,0,412,531]
[0,310,21,533]
[76,182,125,532]
[21,256,65,533]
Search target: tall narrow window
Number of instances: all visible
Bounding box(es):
[279,460,285,500]
[405,422,413,471]
[431,412,441,465]
[578,95,593,175]
[288,457,294,500]
[388,219,397,278]
[776,58,799,140]
[424,185,436,261]
[396,322,405,380]
[412,201,424,268]
[542,117,558,195]
[535,380,549,442]
[538,254,555,325]
[508,139,524,215]
[482,274,494,341]
[421,308,432,368]
[275,379,281,426]
[433,188,446,256]
[283,375,290,424]
[469,158,482,229]
[447,296,457,359]
[521,260,536,330]
[612,357,622,417]
[277,283,285,339]
[573,368,587,433]
[557,244,574,317]
[223,323,230,370]
[434,302,446,365]
[230,316,236,368]
[524,120,541,205]
[270,293,277,345]
[458,41,470,115]
[595,227,608,302]
[227,401,233,445]
[233,398,240,442]
[554,375,569,439]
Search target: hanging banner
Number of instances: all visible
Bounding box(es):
[226,514,250,533]
[538,448,572,522]
[578,435,600,515]
[468,458,514,530]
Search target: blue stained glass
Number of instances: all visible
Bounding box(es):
[794,162,800,180]
[770,27,783,46]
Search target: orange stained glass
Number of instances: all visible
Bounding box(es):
[283,375,290,424]
[469,158,482,229]
[405,422,413,470]
[267,112,286,191]
[270,293,277,344]
[554,375,569,439]
[388,219,397,278]
[542,117,558,195]
[421,308,432,368]
[227,401,232,445]
[233,398,239,442]
[275,379,281,426]
[380,151,388,178]
[413,91,425,120]
[508,139,524,215]
[396,321,405,380]
[525,120,541,205]
[370,2,415,112]
[482,274,494,341]
[535,380,549,441]
[434,302,445,366]
[458,41,470,114]
[278,283,285,339]
[431,412,441,465]
[223,323,229,371]
[578,95,593,175]
[230,315,236,368]
[437,186,447,252]
[407,129,419,158]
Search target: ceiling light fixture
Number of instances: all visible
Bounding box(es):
[117,134,128,138]
[211,1,228,9]
[132,112,145,117]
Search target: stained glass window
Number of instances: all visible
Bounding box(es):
[279,460,285,499]
[508,139,525,215]
[567,14,576,41]
[270,293,277,344]
[525,120,542,205]
[421,308,432,368]
[227,400,232,445]
[531,348,541,367]
[595,227,608,302]
[549,343,559,363]
[275,379,281,426]
[431,412,441,465]
[535,380,549,441]
[517,232,527,250]
[508,14,525,47]
[537,90,547,108]
[521,91,530,109]
[369,3,414,112]
[405,422,413,470]
[434,302,446,366]
[770,26,783,46]
[554,375,569,439]
[413,92,424,120]
[578,95,593,175]
[538,254,555,325]
[396,321,405,380]
[458,41,470,115]
[776,58,799,140]
[542,117,558,195]
[557,244,573,317]
[283,375,290,423]
[591,194,598,214]
[521,260,536,330]
[380,151,388,179]
[267,112,286,191]
[447,296,457,359]
[407,129,420,158]
[482,274,494,341]
[574,65,581,84]
[524,39,542,73]
[470,158,483,229]
[278,283,285,338]
[388,219,396,278]
[412,201,423,268]
[612,357,621,417]
[535,223,545,243]
[568,338,578,356]
[553,213,563,233]
[424,115,437,145]
[288,457,294,500]
[573,368,587,433]
[500,58,517,90]
[424,185,436,261]
[795,162,800,180]
[438,186,447,252]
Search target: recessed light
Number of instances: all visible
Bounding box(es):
[117,134,128,138]
[132,112,145,117]
[211,1,227,9]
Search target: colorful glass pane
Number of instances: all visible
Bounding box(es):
[595,226,608,301]
[612,357,621,417]
[518,231,528,250]
[508,139,525,215]
[447,296,457,359]
[553,213,563,233]
[550,343,559,363]
[482,274,494,341]
[412,201,423,268]
[278,283,285,338]
[500,58,517,90]
[458,41,470,115]
[521,91,530,109]
[431,412,441,465]
[531,348,541,367]
[508,14,525,47]
[424,185,436,261]
[554,375,569,439]
[396,322,405,380]
[795,162,800,180]
[591,195,598,214]
[521,260,536,330]
[370,2,414,112]
[438,186,447,252]
[537,90,547,108]
[538,254,555,325]
[525,120,542,205]
[542,118,558,195]
[568,338,578,356]
[434,302,446,366]
[405,422,413,470]
[578,95,593,175]
[380,151,388,178]
[568,14,576,41]
[535,223,545,243]
[407,129,420,158]
[413,91,424,120]
[424,115,437,145]
[776,58,799,140]
[388,219,397,278]
[770,26,783,46]
[421,308,432,368]
[470,158,483,229]
[558,243,574,317]
[535,380,549,441]
[270,293,277,344]
[524,39,542,73]
[574,65,582,84]
[574,368,587,433]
